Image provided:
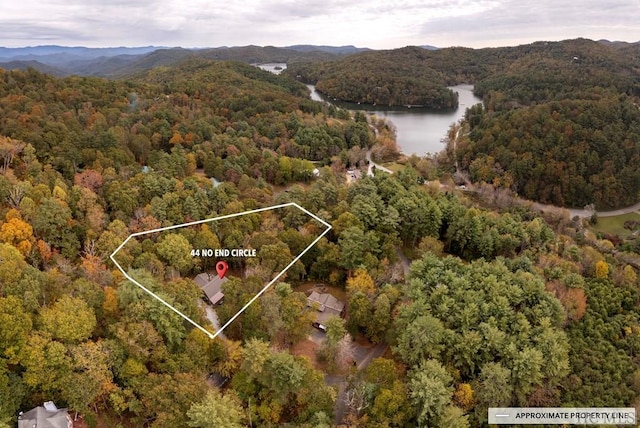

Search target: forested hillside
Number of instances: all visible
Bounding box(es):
[287,47,459,108]
[1,52,640,428]
[457,40,640,209]
[288,39,640,208]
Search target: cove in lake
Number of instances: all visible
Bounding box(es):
[307,84,482,156]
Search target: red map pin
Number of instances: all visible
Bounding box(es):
[216,261,228,279]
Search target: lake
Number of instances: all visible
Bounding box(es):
[255,62,287,75]
[307,84,482,156]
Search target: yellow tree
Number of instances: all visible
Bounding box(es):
[215,339,243,378]
[595,260,609,279]
[346,268,376,297]
[453,383,475,411]
[0,211,34,255]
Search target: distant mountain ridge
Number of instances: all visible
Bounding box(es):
[0,45,163,59]
[0,60,68,77]
[284,45,370,54]
[0,44,371,78]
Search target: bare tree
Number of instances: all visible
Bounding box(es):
[0,136,26,174]
[345,381,372,417]
[7,184,25,208]
[335,334,356,371]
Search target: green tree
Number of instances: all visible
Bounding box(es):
[408,359,454,427]
[62,341,115,413]
[156,233,195,275]
[0,296,32,364]
[326,315,347,346]
[0,242,27,292]
[338,226,367,271]
[440,405,470,428]
[19,333,72,396]
[474,362,513,421]
[187,389,246,428]
[264,351,306,403]
[368,293,392,343]
[347,291,371,333]
[32,197,79,257]
[395,312,446,366]
[40,296,97,344]
[241,338,271,380]
[0,359,26,428]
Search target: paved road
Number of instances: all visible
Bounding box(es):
[567,201,640,218]
[357,342,388,371]
[329,341,389,425]
[326,374,347,426]
[366,149,393,177]
[511,196,640,219]
[199,301,226,339]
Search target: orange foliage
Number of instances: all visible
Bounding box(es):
[559,287,587,321]
[36,239,51,264]
[169,131,184,145]
[74,169,104,192]
[81,254,108,284]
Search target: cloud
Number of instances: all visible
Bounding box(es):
[418,0,640,47]
[0,0,638,48]
[0,22,87,43]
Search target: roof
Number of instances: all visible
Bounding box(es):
[195,273,228,305]
[18,403,71,428]
[307,291,345,313]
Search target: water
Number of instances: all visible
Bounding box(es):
[254,62,287,75]
[307,84,482,156]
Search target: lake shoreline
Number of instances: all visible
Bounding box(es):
[307,84,482,156]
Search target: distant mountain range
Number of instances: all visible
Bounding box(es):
[0,44,443,78]
[0,44,376,78]
[10,39,635,79]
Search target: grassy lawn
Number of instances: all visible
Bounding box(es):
[592,212,640,238]
[381,162,406,173]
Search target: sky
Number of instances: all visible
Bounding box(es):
[1,0,638,49]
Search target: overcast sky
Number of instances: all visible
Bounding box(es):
[1,0,638,49]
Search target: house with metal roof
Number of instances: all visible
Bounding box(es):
[18,401,72,428]
[307,291,345,324]
[194,272,228,305]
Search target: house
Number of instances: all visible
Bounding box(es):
[307,291,345,325]
[194,272,228,305]
[346,169,362,180]
[18,401,72,428]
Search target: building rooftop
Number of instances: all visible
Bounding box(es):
[307,291,345,313]
[194,272,228,305]
[18,402,71,428]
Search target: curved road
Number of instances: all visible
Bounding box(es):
[515,197,640,219]
[366,149,393,177]
[567,201,640,218]
[446,129,640,218]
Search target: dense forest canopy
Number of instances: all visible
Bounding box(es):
[1,39,640,427]
[286,47,459,108]
[288,38,640,208]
